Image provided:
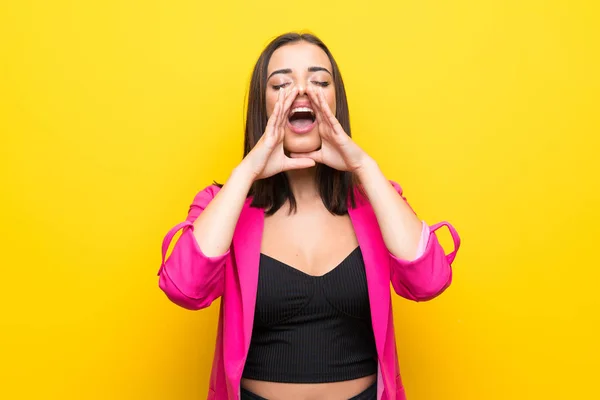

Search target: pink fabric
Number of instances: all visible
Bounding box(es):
[158,183,460,400]
[417,221,430,258]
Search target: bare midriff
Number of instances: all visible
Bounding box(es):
[241,374,376,400]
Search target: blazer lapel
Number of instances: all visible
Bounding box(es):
[231,200,264,378]
[348,203,391,363]
[229,196,390,392]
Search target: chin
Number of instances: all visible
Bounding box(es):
[283,128,321,154]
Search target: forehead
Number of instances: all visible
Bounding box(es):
[267,42,332,75]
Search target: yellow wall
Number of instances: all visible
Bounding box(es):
[1,0,598,398]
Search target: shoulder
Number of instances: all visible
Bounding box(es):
[388,180,403,195]
[189,184,254,210]
[350,180,404,208]
[190,184,222,209]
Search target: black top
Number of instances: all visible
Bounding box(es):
[242,247,378,383]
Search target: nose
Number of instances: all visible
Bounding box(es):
[295,83,306,96]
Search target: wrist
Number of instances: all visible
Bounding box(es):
[233,159,259,184]
[354,155,379,180]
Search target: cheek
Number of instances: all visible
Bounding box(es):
[328,93,337,116]
[265,92,277,117]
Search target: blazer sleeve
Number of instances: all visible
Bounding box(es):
[157,185,230,310]
[388,181,461,302]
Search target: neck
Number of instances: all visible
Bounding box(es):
[285,166,320,203]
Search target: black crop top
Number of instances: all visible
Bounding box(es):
[242,247,378,383]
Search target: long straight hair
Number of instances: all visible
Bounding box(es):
[238,32,356,215]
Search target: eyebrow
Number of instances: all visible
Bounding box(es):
[267,66,332,80]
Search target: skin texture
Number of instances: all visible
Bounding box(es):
[192,41,423,399]
[265,42,336,155]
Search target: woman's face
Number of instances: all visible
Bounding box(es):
[265,42,336,154]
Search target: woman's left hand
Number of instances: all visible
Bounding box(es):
[289,86,370,172]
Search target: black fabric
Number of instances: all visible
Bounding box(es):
[240,381,377,400]
[242,247,378,383]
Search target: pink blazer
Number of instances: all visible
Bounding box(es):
[158,182,460,400]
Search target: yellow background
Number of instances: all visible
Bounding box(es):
[1,0,598,399]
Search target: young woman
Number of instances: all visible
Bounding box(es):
[158,32,460,400]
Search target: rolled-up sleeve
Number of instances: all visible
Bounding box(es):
[390,221,460,301]
[157,185,230,310]
[388,181,461,302]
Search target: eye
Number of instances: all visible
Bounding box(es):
[271,82,291,90]
[312,81,330,87]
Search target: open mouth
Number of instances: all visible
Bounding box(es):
[288,107,316,132]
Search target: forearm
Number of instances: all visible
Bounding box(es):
[192,162,255,257]
[355,157,423,260]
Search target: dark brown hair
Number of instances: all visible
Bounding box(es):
[235,32,356,215]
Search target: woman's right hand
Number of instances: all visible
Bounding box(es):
[190,88,315,259]
[242,87,316,180]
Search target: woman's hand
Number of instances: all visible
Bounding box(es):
[289,86,370,172]
[242,87,316,180]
